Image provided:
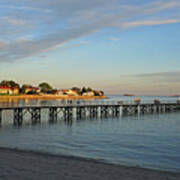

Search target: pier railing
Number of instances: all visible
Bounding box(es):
[0,99,179,109]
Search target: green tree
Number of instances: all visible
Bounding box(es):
[81,87,87,95]
[87,87,93,92]
[20,84,32,94]
[0,80,20,88]
[39,82,53,93]
[71,87,81,95]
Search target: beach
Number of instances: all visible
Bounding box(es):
[0,148,179,180]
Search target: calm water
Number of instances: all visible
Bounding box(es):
[0,95,180,172]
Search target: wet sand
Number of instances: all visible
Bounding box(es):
[0,147,179,180]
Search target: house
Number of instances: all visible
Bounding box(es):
[24,87,40,94]
[24,87,32,94]
[0,86,11,94]
[11,87,19,95]
[56,90,66,95]
[59,89,78,96]
[82,91,95,96]
[66,89,78,96]
[0,86,19,95]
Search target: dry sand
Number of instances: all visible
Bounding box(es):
[0,148,179,180]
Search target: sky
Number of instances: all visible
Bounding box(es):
[0,0,180,95]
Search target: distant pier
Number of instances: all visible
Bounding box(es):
[0,101,180,126]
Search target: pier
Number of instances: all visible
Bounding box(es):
[0,101,180,126]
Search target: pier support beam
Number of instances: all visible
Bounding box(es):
[89,107,98,118]
[31,108,41,124]
[49,107,58,122]
[119,106,123,116]
[64,107,73,120]
[72,107,77,119]
[97,106,101,118]
[14,108,23,126]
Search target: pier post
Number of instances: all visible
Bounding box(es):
[119,106,123,116]
[86,107,89,117]
[137,105,141,114]
[163,105,166,112]
[153,105,157,113]
[14,108,23,126]
[97,106,101,118]
[49,107,58,122]
[31,108,41,124]
[114,106,119,116]
[72,107,77,119]
[63,107,73,120]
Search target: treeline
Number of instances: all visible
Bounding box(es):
[0,81,53,94]
[0,80,20,88]
[0,80,104,96]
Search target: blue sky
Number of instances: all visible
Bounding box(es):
[0,0,180,95]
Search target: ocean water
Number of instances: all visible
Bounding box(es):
[0,95,180,172]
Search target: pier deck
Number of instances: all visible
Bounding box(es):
[0,101,180,126]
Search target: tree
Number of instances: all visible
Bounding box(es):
[20,84,32,94]
[99,91,104,96]
[39,82,53,93]
[81,87,87,95]
[71,87,81,95]
[87,87,93,92]
[0,80,20,88]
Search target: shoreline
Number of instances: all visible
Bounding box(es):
[0,94,106,100]
[0,147,179,180]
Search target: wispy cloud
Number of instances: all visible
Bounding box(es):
[1,17,29,26]
[0,5,51,13]
[118,19,180,28]
[133,71,180,83]
[0,0,180,63]
[109,37,121,41]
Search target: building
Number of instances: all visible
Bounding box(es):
[0,86,11,94]
[66,89,78,96]
[82,91,95,96]
[11,87,19,95]
[24,87,40,94]
[0,86,19,95]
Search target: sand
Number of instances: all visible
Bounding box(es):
[0,95,106,101]
[0,148,179,180]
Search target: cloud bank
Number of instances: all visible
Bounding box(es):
[0,0,180,62]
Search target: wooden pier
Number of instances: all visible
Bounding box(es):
[0,101,180,126]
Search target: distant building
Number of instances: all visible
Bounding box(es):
[66,89,78,96]
[0,86,19,95]
[0,86,11,94]
[56,90,66,95]
[11,87,19,95]
[24,87,32,94]
[24,87,40,94]
[96,91,104,96]
[82,91,95,96]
